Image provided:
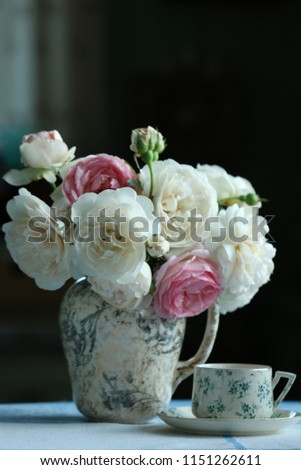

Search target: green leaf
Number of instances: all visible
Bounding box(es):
[126,178,143,190]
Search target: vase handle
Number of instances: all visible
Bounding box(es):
[172,301,220,392]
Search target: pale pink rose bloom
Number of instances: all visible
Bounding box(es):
[62,154,138,204]
[154,248,221,319]
[3,130,75,185]
[20,130,75,168]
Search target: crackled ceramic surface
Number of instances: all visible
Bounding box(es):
[59,279,186,423]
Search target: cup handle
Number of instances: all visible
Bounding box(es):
[272,371,296,409]
[172,301,220,392]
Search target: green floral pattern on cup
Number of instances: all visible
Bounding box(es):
[197,377,214,396]
[257,378,271,402]
[228,379,251,399]
[207,399,226,418]
[236,402,258,419]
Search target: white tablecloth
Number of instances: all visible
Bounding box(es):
[0,400,300,450]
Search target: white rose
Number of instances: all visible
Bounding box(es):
[88,262,152,309]
[141,159,218,249]
[197,164,260,207]
[71,187,158,282]
[2,188,71,290]
[204,204,276,313]
[3,130,76,185]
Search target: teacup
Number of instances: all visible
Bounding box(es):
[192,363,296,419]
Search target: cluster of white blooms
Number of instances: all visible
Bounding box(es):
[140,160,275,314]
[2,127,276,314]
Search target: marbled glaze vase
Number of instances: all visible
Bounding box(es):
[59,278,220,424]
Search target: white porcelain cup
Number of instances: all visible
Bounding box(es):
[192,363,296,419]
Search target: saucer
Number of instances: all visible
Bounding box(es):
[158,406,301,436]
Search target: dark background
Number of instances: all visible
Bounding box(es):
[0,0,300,403]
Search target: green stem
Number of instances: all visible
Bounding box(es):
[50,182,57,191]
[218,193,267,207]
[134,154,140,171]
[149,162,154,199]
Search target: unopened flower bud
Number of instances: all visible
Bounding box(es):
[239,193,261,206]
[147,235,170,258]
[130,126,166,159]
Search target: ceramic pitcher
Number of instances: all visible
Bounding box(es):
[59,278,220,423]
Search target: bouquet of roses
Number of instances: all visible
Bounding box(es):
[2,126,276,318]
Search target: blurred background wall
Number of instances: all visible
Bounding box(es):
[0,0,300,403]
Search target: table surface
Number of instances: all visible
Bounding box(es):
[0,400,300,450]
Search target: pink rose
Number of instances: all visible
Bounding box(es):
[62,154,138,204]
[154,248,221,319]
